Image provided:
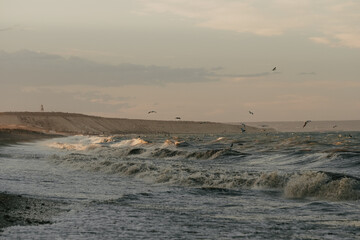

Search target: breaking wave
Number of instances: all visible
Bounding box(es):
[49,151,360,201]
[44,134,360,201]
[47,136,149,151]
[284,171,360,200]
[46,136,250,160]
[110,138,148,147]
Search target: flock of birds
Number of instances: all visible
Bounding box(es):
[148,110,181,120]
[246,111,313,130]
[246,112,337,129]
[146,66,342,131]
[148,108,338,130]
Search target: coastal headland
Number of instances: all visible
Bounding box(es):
[0,112,270,137]
[0,111,271,231]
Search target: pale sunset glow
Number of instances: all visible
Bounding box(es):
[1,0,359,121]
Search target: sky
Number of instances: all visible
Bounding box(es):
[1,0,360,122]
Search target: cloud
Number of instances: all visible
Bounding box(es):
[0,86,131,114]
[309,37,333,46]
[219,72,280,78]
[0,25,22,32]
[73,91,131,106]
[298,72,316,75]
[309,33,360,49]
[139,0,298,36]
[0,27,13,32]
[216,71,281,83]
[0,50,218,86]
[334,33,360,48]
[242,94,329,111]
[139,0,360,48]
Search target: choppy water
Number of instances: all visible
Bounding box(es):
[0,132,359,239]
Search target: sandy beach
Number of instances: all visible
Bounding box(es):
[0,128,61,146]
[0,113,359,238]
[0,112,270,136]
[0,193,67,231]
[1,112,359,234]
[0,127,66,230]
[0,111,269,231]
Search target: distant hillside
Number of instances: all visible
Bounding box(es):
[0,112,270,135]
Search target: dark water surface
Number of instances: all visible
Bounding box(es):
[0,132,359,239]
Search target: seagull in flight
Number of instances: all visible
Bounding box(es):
[175,117,181,120]
[249,111,254,115]
[272,67,276,71]
[303,120,311,128]
[148,111,157,114]
[333,125,337,128]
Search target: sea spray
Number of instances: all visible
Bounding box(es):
[2,131,360,239]
[284,171,360,200]
[44,134,360,201]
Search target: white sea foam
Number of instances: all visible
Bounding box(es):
[110,138,148,148]
[44,133,360,201]
[46,136,149,152]
[46,135,108,151]
[48,150,360,201]
[284,171,360,201]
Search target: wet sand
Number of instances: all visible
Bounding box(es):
[0,112,358,233]
[0,111,270,232]
[0,128,61,146]
[0,125,65,231]
[0,193,67,231]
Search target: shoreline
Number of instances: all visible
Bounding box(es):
[0,112,266,232]
[0,129,66,231]
[0,128,62,146]
[0,193,67,231]
[0,112,272,135]
[0,113,358,234]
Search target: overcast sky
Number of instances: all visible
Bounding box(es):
[1,0,360,122]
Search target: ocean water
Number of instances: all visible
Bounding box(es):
[0,132,359,239]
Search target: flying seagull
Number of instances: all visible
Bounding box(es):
[175,117,181,120]
[148,111,157,114]
[333,125,337,128]
[272,67,276,71]
[303,120,311,128]
[249,111,254,115]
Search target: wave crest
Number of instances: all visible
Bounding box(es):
[50,151,360,201]
[284,171,360,201]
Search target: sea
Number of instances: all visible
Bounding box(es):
[0,132,359,239]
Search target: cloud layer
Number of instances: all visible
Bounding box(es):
[0,50,218,86]
[140,0,360,48]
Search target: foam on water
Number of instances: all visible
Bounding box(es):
[1,132,360,239]
[110,138,148,147]
[47,136,149,151]
[46,135,111,151]
[162,139,190,147]
[48,153,360,201]
[41,134,360,202]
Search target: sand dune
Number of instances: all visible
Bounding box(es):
[0,112,268,135]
